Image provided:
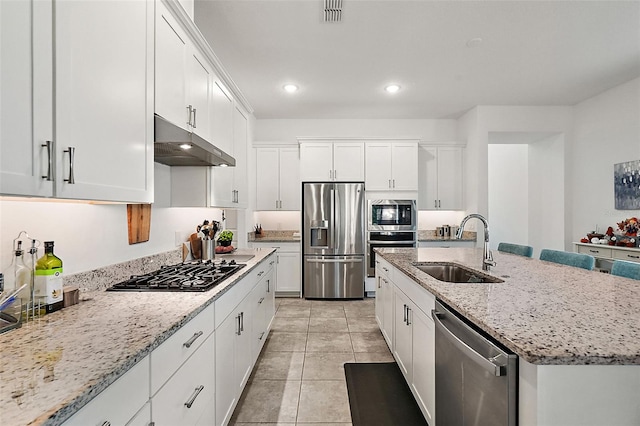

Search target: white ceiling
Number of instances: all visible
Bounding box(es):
[194,0,640,120]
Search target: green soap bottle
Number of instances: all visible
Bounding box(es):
[34,241,64,313]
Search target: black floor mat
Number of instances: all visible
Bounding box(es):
[344,362,428,426]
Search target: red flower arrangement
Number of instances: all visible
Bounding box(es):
[617,217,639,236]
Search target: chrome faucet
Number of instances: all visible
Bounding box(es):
[456,213,496,271]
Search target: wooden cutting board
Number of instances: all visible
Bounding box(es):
[127,204,151,244]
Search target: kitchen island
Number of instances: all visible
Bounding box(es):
[376,247,640,426]
[0,247,276,426]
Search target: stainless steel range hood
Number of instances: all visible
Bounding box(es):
[154,114,235,167]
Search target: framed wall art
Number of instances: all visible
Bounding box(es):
[614,160,640,210]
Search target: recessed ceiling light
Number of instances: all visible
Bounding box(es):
[385,84,401,93]
[283,84,298,93]
[179,144,192,150]
[466,37,483,48]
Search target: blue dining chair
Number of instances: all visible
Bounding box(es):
[611,260,640,280]
[539,249,595,270]
[497,242,533,258]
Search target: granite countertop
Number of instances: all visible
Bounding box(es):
[248,230,301,243]
[0,248,275,426]
[377,247,640,366]
[417,229,477,242]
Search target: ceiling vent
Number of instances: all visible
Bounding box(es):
[323,0,343,22]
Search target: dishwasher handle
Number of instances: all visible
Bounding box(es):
[432,309,506,377]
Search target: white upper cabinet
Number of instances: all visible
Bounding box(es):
[187,53,212,140]
[365,141,418,191]
[1,0,153,203]
[0,0,53,197]
[210,78,234,155]
[299,141,364,182]
[211,105,247,208]
[418,145,464,210]
[255,146,300,210]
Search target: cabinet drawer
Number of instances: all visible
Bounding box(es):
[152,333,215,426]
[577,245,612,258]
[151,303,214,395]
[612,249,640,263]
[64,356,149,426]
[393,269,435,317]
[376,257,393,280]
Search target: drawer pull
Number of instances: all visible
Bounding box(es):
[42,140,53,181]
[258,271,265,277]
[627,254,640,259]
[589,250,601,253]
[258,297,265,304]
[184,385,205,408]
[100,422,111,426]
[259,331,265,340]
[183,331,203,348]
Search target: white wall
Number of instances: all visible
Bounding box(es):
[253,211,300,231]
[255,118,459,144]
[528,134,565,254]
[571,77,640,239]
[488,144,529,250]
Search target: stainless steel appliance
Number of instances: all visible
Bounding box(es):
[302,182,365,299]
[368,199,416,231]
[366,199,417,277]
[107,259,245,292]
[432,300,518,426]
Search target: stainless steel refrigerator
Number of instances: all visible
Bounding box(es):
[302,182,365,299]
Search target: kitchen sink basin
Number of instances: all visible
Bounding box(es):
[412,262,504,284]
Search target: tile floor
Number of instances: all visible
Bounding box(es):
[230,297,394,425]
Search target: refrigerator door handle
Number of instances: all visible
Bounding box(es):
[306,258,363,263]
[330,187,335,250]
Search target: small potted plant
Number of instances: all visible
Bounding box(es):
[217,230,234,247]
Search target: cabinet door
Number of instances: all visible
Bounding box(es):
[187,52,211,140]
[215,311,238,426]
[54,0,153,202]
[279,147,301,210]
[391,142,419,191]
[393,288,413,379]
[411,306,435,425]
[333,142,365,181]
[382,276,394,348]
[236,298,254,392]
[152,334,215,426]
[365,142,393,190]
[232,106,248,207]
[155,3,188,129]
[418,146,439,210]
[437,147,463,210]
[210,78,234,155]
[0,0,53,197]
[256,147,280,210]
[375,273,385,329]
[300,142,333,181]
[277,251,301,294]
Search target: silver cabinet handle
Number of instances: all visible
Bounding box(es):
[257,270,265,277]
[258,297,264,304]
[236,314,241,335]
[267,279,270,293]
[41,140,53,181]
[184,385,205,408]
[403,304,407,323]
[64,147,75,184]
[276,199,279,209]
[393,179,395,188]
[240,312,244,332]
[388,179,392,188]
[192,107,197,128]
[627,254,640,259]
[183,331,203,348]
[406,306,411,325]
[377,277,381,289]
[334,169,337,179]
[100,422,111,426]
[435,199,438,208]
[259,331,265,340]
[186,105,192,126]
[439,200,441,208]
[432,309,506,376]
[329,169,333,179]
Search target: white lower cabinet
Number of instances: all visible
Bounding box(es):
[152,333,215,425]
[251,266,276,360]
[387,266,436,425]
[374,258,394,348]
[63,356,150,426]
[250,242,301,296]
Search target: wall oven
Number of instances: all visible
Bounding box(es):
[367,200,417,277]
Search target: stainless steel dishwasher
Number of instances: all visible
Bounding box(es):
[432,300,517,426]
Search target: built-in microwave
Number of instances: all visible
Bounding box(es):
[367,199,417,231]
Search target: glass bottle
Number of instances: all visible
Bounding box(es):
[34,241,64,313]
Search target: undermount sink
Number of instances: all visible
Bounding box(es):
[412,262,504,284]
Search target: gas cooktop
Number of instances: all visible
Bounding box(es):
[107,260,245,292]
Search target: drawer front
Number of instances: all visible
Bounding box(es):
[612,249,640,263]
[151,303,215,395]
[215,254,276,326]
[64,356,150,426]
[376,257,393,280]
[577,245,612,258]
[393,268,435,317]
[152,334,215,425]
